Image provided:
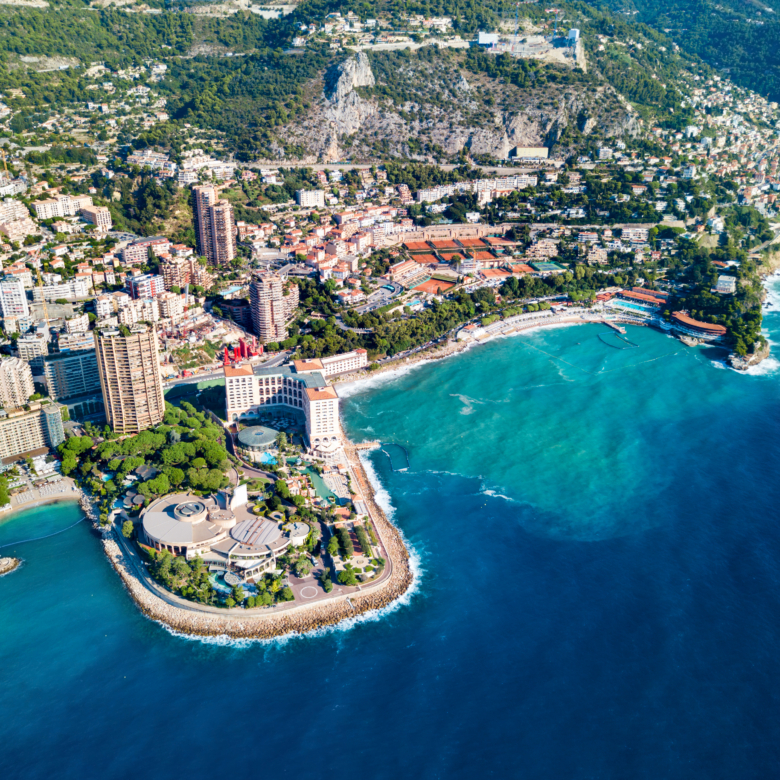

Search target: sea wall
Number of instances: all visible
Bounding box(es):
[102,452,414,640]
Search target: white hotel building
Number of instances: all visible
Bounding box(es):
[225,362,341,454]
[293,348,368,378]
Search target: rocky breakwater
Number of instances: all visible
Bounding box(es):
[0,556,21,576]
[101,452,414,639]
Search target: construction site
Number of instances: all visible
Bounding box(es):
[479,7,587,71]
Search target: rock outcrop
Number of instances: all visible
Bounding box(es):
[728,341,771,371]
[281,50,642,163]
[0,557,21,576]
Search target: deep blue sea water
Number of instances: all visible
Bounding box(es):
[4,283,780,779]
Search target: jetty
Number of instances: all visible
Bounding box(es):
[355,440,382,451]
[602,320,627,335]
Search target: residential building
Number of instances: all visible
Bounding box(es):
[0,357,34,408]
[158,291,184,321]
[0,277,29,319]
[31,194,92,220]
[94,324,165,434]
[126,273,164,300]
[80,205,113,231]
[193,185,237,265]
[32,278,91,302]
[716,275,737,294]
[64,313,89,333]
[160,256,214,291]
[295,189,326,208]
[17,332,49,368]
[43,350,101,400]
[0,403,65,462]
[58,331,96,352]
[121,237,171,265]
[249,273,299,343]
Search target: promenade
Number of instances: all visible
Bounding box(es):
[102,442,414,640]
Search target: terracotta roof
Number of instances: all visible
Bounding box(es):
[305,386,339,401]
[224,365,253,377]
[672,311,727,335]
[293,358,324,372]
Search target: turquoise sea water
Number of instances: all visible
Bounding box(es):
[4,282,780,778]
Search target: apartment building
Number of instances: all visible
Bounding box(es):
[32,278,91,302]
[0,403,65,462]
[0,277,29,319]
[31,194,93,220]
[126,273,164,300]
[80,205,113,231]
[64,313,89,334]
[295,189,325,208]
[193,185,237,265]
[158,291,184,321]
[43,350,101,400]
[94,325,165,434]
[249,273,299,343]
[121,237,171,265]
[0,357,34,408]
[160,256,214,291]
[58,331,96,352]
[17,332,49,368]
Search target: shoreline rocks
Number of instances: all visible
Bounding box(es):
[101,449,414,640]
[0,556,21,576]
[728,341,771,371]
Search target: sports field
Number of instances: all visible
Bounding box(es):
[414,278,456,294]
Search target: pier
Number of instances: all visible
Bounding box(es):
[602,320,627,335]
[355,440,382,451]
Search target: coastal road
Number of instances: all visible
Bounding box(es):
[164,351,291,387]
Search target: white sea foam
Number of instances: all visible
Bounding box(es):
[741,355,780,377]
[451,393,483,415]
[160,539,425,649]
[359,451,396,519]
[481,488,517,503]
[337,359,431,399]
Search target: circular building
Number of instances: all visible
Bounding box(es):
[236,425,279,464]
[141,493,232,557]
[289,521,311,547]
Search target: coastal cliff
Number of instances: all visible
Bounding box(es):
[281,50,640,162]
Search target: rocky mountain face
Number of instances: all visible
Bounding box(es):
[279,50,642,162]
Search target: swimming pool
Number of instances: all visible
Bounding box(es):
[610,301,656,315]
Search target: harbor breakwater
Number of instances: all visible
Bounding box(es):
[101,450,414,640]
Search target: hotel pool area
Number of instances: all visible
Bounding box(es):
[208,571,257,596]
[258,453,277,466]
[609,301,657,315]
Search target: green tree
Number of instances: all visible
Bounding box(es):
[121,520,134,539]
